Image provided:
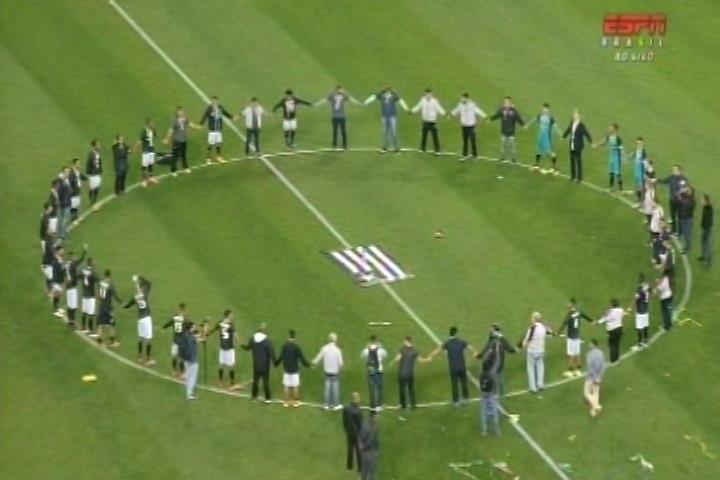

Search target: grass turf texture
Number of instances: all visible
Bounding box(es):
[1,1,719,479]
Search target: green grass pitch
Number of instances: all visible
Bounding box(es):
[1,1,719,479]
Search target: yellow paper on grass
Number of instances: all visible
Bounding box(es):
[82,374,97,382]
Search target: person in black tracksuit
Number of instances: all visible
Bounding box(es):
[658,165,690,234]
[699,194,713,267]
[275,329,311,406]
[112,135,130,195]
[476,324,517,395]
[342,392,364,473]
[562,110,592,183]
[242,323,275,402]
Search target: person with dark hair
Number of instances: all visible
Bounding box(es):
[134,118,159,187]
[596,298,627,363]
[48,245,66,318]
[178,319,199,400]
[275,329,311,407]
[163,106,201,176]
[479,372,500,436]
[199,95,233,164]
[476,323,516,395]
[206,309,240,390]
[429,326,476,406]
[162,303,189,378]
[391,336,430,409]
[316,85,362,150]
[68,158,83,222]
[450,92,487,160]
[79,258,98,335]
[658,164,690,234]
[123,274,155,366]
[112,135,130,195]
[364,84,409,152]
[655,269,674,331]
[584,339,606,417]
[96,269,122,347]
[56,167,72,239]
[562,109,592,183]
[630,136,648,203]
[242,322,275,403]
[360,335,388,411]
[63,245,88,329]
[556,299,593,377]
[411,88,446,155]
[272,89,312,149]
[677,187,696,254]
[489,96,524,163]
[342,392,363,473]
[593,123,624,192]
[239,97,268,156]
[699,194,714,267]
[525,102,562,172]
[86,139,103,210]
[359,410,380,480]
[631,273,651,349]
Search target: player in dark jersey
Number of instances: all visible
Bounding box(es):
[630,273,651,349]
[80,258,98,334]
[272,89,312,149]
[86,139,103,211]
[124,275,155,366]
[206,309,240,390]
[162,303,189,377]
[134,118,159,187]
[199,96,233,164]
[69,158,83,223]
[556,298,593,377]
[63,245,88,328]
[97,269,122,347]
[49,245,66,318]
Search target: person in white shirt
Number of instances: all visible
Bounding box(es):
[522,312,552,393]
[596,298,627,363]
[360,335,388,411]
[313,332,344,410]
[410,88,446,155]
[237,97,268,156]
[654,269,674,331]
[450,93,486,160]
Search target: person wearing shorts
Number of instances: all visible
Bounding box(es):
[199,96,233,164]
[162,303,189,378]
[124,275,155,366]
[556,299,593,377]
[276,329,311,407]
[272,89,312,149]
[135,118,159,186]
[632,273,651,348]
[96,269,122,348]
[207,310,239,390]
[63,246,87,328]
[85,139,103,211]
[80,258,98,334]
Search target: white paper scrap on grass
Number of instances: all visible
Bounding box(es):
[327,244,412,286]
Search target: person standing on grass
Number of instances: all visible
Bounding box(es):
[525,103,562,172]
[79,258,98,335]
[316,85,362,150]
[199,95,233,164]
[655,269,674,331]
[112,135,130,196]
[562,110,592,183]
[364,84,409,152]
[68,158,83,222]
[450,92,487,161]
[699,194,714,267]
[631,273,651,349]
[206,309,240,390]
[359,410,380,480]
[96,269,122,348]
[658,164,690,234]
[163,106,201,176]
[410,88,446,155]
[584,339,606,417]
[313,332,344,411]
[677,187,696,255]
[596,298,627,364]
[63,246,88,329]
[178,320,199,400]
[630,137,648,203]
[135,118,159,187]
[275,329,311,407]
[477,324,516,395]
[556,299,593,377]
[85,139,102,210]
[360,335,388,411]
[239,97,267,156]
[56,167,72,239]
[522,312,552,394]
[123,275,155,366]
[48,245,66,318]
[429,326,477,406]
[242,323,275,403]
[272,89,312,149]
[593,123,624,192]
[342,391,363,474]
[390,336,430,409]
[488,96,525,163]
[479,372,500,437]
[162,303,189,378]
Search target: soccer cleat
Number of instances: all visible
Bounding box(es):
[322,405,331,411]
[228,383,241,391]
[145,359,156,367]
[187,395,197,401]
[137,357,145,364]
[263,399,272,404]
[562,370,574,378]
[532,165,540,171]
[109,341,120,348]
[92,204,101,212]
[292,401,302,408]
[171,172,179,178]
[283,401,290,407]
[217,156,227,163]
[574,370,583,377]
[332,404,344,411]
[183,168,192,174]
[142,180,149,188]
[206,158,213,165]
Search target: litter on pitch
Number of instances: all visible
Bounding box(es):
[327,244,413,287]
[368,321,393,326]
[630,454,655,472]
[81,374,97,383]
[684,434,716,459]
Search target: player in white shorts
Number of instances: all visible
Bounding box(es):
[162,303,188,377]
[272,89,312,149]
[136,119,159,187]
[85,139,103,211]
[80,259,98,334]
[207,310,240,390]
[631,273,651,349]
[63,246,88,329]
[199,96,233,164]
[276,329,311,407]
[556,299,594,377]
[124,275,155,366]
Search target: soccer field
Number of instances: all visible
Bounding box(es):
[1,1,719,479]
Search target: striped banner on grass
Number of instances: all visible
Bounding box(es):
[327,245,412,286]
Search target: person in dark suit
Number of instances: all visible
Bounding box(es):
[241,322,275,403]
[562,110,592,183]
[342,392,364,473]
[359,410,380,480]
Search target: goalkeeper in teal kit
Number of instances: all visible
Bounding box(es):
[526,103,562,173]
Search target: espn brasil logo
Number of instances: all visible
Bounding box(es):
[601,13,666,62]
